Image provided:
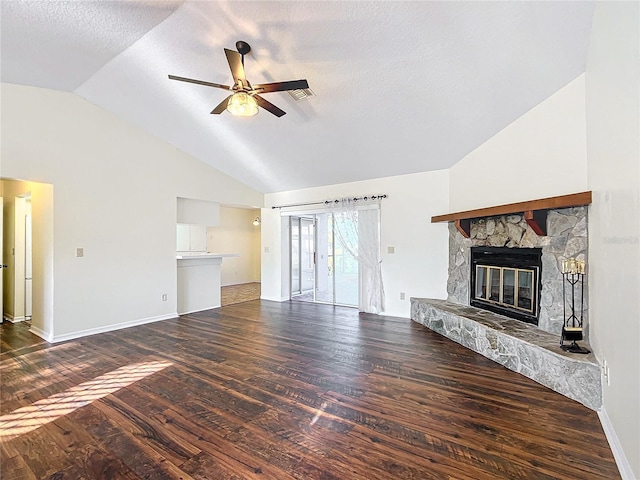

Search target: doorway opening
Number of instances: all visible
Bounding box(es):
[290,213,359,307]
[1,178,54,341]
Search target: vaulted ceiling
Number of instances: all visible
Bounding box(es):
[1,1,595,193]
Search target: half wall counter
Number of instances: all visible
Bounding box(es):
[176,253,239,314]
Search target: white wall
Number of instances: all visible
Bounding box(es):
[177,197,220,226]
[449,75,588,211]
[1,83,263,340]
[585,2,640,477]
[207,206,261,286]
[263,170,450,317]
[260,208,289,302]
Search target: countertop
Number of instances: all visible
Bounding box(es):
[176,252,240,260]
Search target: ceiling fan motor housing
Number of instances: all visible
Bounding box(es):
[235,40,251,56]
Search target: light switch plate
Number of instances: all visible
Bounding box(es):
[76,248,84,257]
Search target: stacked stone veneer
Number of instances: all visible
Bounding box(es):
[447,206,588,338]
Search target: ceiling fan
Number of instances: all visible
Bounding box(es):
[168,41,309,118]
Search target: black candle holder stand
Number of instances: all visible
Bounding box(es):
[560,270,590,354]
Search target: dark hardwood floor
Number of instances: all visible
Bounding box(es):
[1,301,619,479]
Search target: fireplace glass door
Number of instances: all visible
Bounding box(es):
[470,246,542,325]
[502,268,515,306]
[489,267,501,302]
[518,271,533,311]
[474,265,536,314]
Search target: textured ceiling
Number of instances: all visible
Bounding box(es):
[1,1,595,193]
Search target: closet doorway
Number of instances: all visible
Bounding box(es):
[289,213,359,307]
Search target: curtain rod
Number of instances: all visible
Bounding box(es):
[271,194,387,209]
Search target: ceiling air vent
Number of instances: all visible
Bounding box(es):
[288,88,315,101]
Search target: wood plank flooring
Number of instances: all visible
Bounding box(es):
[1,301,620,479]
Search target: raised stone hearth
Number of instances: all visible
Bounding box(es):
[411,298,601,410]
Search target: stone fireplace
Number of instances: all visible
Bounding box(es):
[411,193,601,410]
[448,207,589,338]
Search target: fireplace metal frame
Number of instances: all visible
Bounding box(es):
[470,246,542,325]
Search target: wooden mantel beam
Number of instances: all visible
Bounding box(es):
[432,191,592,237]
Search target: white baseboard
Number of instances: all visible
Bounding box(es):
[29,325,54,342]
[598,407,636,479]
[50,313,178,343]
[260,295,288,302]
[178,306,220,315]
[4,314,26,323]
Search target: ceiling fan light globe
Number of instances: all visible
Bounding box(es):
[227,92,258,117]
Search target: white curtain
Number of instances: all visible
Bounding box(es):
[329,198,385,314]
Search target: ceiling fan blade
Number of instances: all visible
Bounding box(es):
[253,94,286,117]
[253,79,309,93]
[224,48,246,84]
[168,75,230,90]
[211,95,232,114]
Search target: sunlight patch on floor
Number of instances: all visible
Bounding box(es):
[310,401,327,427]
[0,360,172,439]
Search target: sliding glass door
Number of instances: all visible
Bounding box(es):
[291,213,359,307]
[314,213,332,303]
[332,212,359,306]
[290,217,315,299]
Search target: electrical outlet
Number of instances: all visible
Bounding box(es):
[602,360,610,386]
[400,292,405,300]
[162,294,168,301]
[264,246,270,253]
[76,247,84,258]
